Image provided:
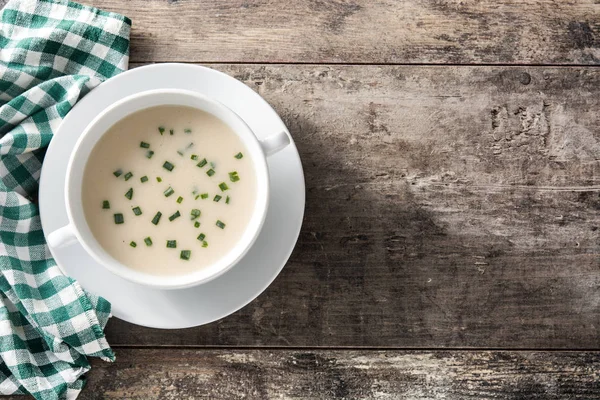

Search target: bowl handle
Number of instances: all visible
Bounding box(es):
[47,224,78,249]
[260,131,291,157]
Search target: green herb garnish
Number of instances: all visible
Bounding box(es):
[102,200,110,209]
[141,176,148,183]
[213,194,222,202]
[164,187,175,197]
[124,172,133,181]
[146,150,154,159]
[194,221,200,228]
[158,126,165,135]
[180,250,191,260]
[166,240,177,248]
[176,196,183,204]
[219,182,229,191]
[206,169,215,177]
[130,241,137,248]
[169,129,174,136]
[140,141,150,148]
[125,188,133,200]
[202,241,208,248]
[169,211,181,221]
[191,154,198,161]
[184,129,192,134]
[197,233,205,241]
[210,162,216,169]
[201,193,208,199]
[229,171,240,182]
[235,152,243,159]
[151,211,162,225]
[156,177,162,182]
[132,206,142,216]
[225,196,230,204]
[144,237,153,246]
[113,169,123,178]
[195,195,200,200]
[114,213,124,224]
[190,209,201,220]
[197,158,207,168]
[163,161,175,171]
[216,220,225,229]
[177,150,184,156]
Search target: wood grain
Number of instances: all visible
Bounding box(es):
[74,350,600,399]
[104,64,600,348]
[81,0,600,64]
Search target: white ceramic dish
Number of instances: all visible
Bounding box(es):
[47,88,290,290]
[39,64,305,328]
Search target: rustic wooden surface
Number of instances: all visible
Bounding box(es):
[77,350,600,399]
[86,0,600,64]
[5,0,600,398]
[105,64,600,350]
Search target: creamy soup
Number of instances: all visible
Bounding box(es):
[82,106,257,276]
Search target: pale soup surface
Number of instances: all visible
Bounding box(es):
[82,105,256,276]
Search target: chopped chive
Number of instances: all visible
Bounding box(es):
[210,162,216,169]
[125,188,133,200]
[186,142,194,149]
[130,241,137,248]
[132,206,142,216]
[201,193,209,199]
[144,237,153,246]
[191,154,198,160]
[194,221,200,228]
[177,150,184,156]
[163,161,175,171]
[229,171,240,182]
[206,169,215,177]
[197,158,207,168]
[156,177,162,182]
[151,211,162,225]
[113,169,123,178]
[213,194,222,202]
[146,150,154,159]
[197,233,206,241]
[141,175,148,183]
[169,129,174,136]
[166,240,177,248]
[216,220,226,229]
[164,186,175,197]
[158,126,165,135]
[219,182,229,191]
[102,200,110,209]
[235,152,243,159]
[140,141,150,148]
[195,195,200,200]
[184,129,192,134]
[177,196,183,204]
[169,211,181,221]
[225,196,230,204]
[190,209,201,220]
[114,213,124,224]
[202,241,208,248]
[124,172,133,181]
[180,250,191,260]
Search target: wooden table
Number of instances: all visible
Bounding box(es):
[14,0,600,398]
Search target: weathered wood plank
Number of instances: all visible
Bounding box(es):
[105,64,600,348]
[53,350,600,398]
[81,0,599,64]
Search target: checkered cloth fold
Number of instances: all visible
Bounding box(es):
[0,1,130,399]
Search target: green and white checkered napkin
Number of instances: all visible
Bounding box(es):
[0,0,130,398]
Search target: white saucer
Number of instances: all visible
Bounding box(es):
[39,64,305,329]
